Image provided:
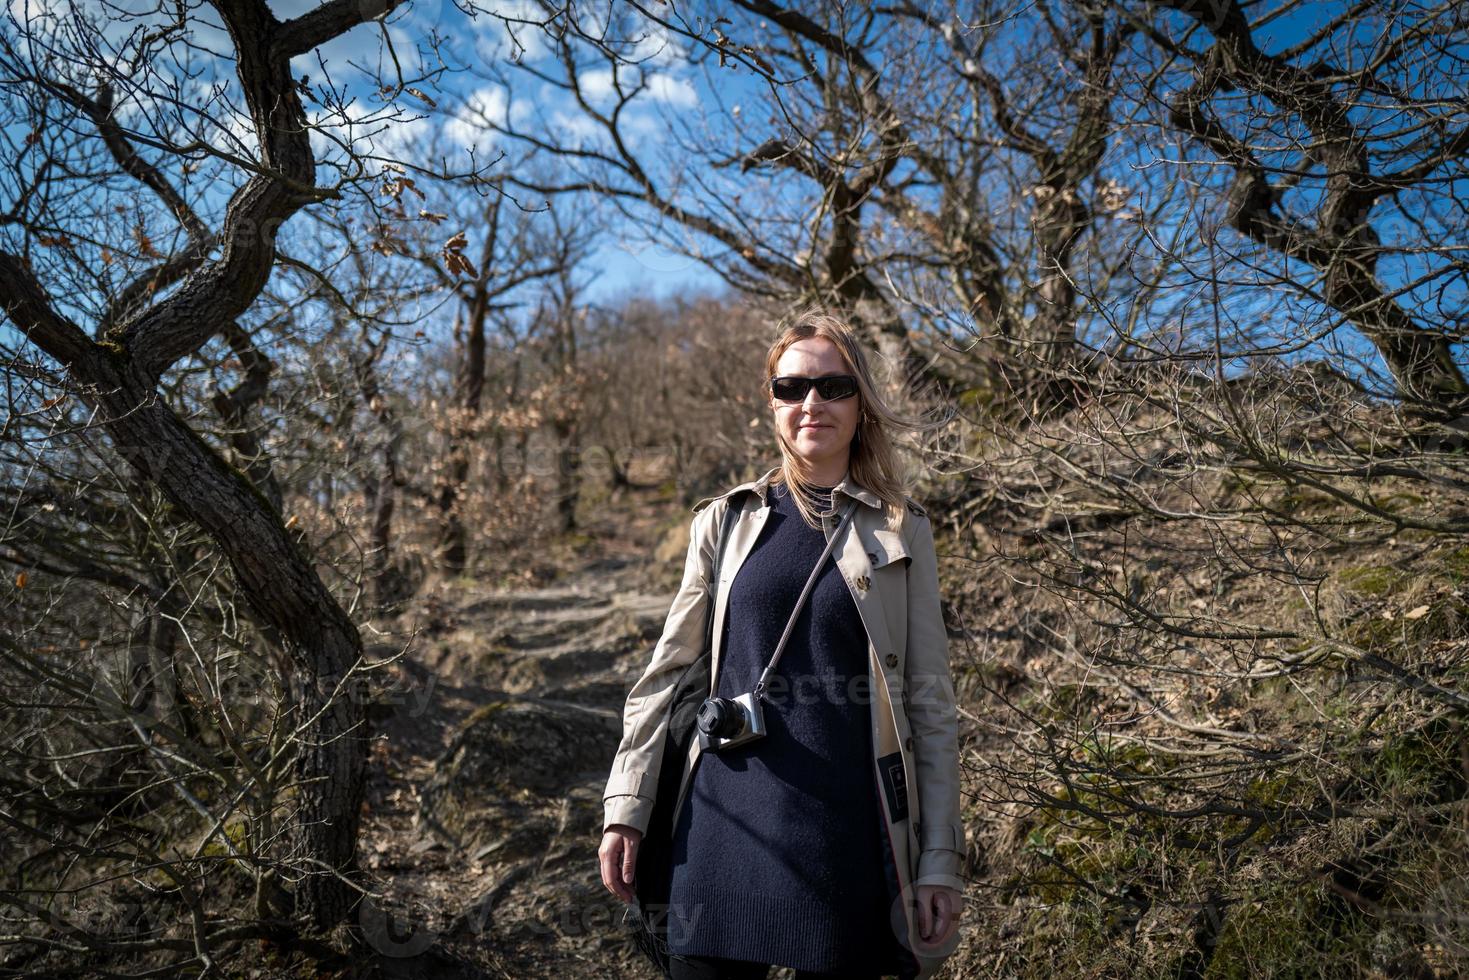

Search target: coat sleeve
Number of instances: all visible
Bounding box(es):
[601,498,721,835]
[904,511,967,892]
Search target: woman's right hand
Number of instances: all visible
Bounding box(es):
[598,823,643,903]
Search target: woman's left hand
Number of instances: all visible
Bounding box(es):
[914,884,963,948]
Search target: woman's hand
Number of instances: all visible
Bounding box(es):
[598,824,643,904]
[913,883,963,948]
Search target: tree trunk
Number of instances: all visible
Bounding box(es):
[94,356,366,930]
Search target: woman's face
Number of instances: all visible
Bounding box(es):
[768,337,861,477]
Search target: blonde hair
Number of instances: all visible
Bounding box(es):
[763,306,930,531]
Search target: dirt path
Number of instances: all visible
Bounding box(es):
[351,497,683,979]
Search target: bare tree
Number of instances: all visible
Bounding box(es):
[475,1,1154,419]
[1117,0,1469,413]
[404,160,599,569]
[0,0,488,937]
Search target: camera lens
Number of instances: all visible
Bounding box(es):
[696,697,745,739]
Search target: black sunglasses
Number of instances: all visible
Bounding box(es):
[769,374,860,403]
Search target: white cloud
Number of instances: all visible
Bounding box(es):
[441,85,509,157]
[473,0,557,65]
[462,85,511,128]
[578,68,616,103]
[621,110,664,139]
[644,72,698,108]
[564,66,696,111]
[548,107,609,144]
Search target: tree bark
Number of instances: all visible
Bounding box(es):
[0,0,384,931]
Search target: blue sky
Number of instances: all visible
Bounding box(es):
[1,0,1462,392]
[265,0,743,305]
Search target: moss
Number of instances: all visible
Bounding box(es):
[1021,682,1098,723]
[1439,545,1469,584]
[198,815,251,859]
[1203,882,1350,980]
[1375,490,1427,511]
[1371,716,1467,802]
[1340,593,1467,651]
[1337,565,1409,597]
[1021,771,1172,906]
[1019,899,1124,975]
[1242,773,1296,808]
[1249,674,1327,726]
[461,700,509,727]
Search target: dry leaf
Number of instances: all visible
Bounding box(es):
[15,571,26,589]
[1405,605,1431,620]
[136,226,160,258]
[442,231,477,278]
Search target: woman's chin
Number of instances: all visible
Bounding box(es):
[790,440,847,467]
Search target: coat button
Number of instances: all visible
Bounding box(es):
[885,653,899,669]
[856,574,871,592]
[905,736,914,751]
[867,551,878,563]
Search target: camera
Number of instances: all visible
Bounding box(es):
[696,692,767,751]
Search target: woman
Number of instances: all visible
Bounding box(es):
[598,309,965,980]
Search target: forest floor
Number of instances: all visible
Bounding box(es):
[257,455,1469,980]
[338,480,714,979]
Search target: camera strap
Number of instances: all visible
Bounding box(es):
[752,497,859,702]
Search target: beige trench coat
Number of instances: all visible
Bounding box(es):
[603,466,966,977]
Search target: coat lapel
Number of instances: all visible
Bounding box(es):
[708,486,770,696]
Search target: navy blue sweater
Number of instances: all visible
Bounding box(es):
[665,482,910,975]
